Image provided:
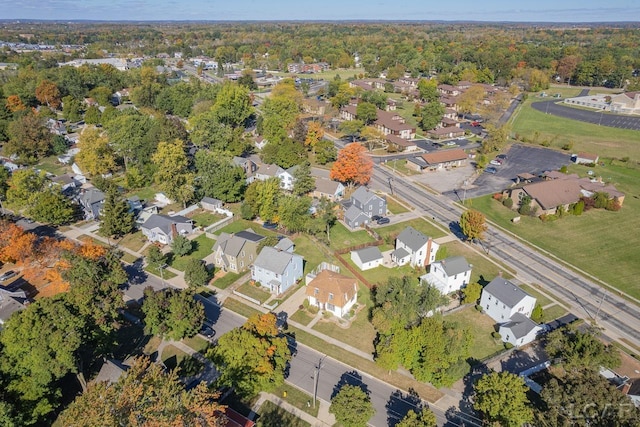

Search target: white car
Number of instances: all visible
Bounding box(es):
[445,141,457,146]
[490,159,502,166]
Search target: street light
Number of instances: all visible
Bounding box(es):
[312,355,326,408]
[388,177,394,195]
[158,263,167,285]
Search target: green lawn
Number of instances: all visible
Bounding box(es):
[376,218,447,241]
[272,384,319,418]
[339,253,418,288]
[256,400,310,427]
[386,195,411,214]
[237,282,272,304]
[144,264,177,280]
[510,97,640,160]
[444,306,505,361]
[168,234,215,271]
[161,345,204,377]
[470,160,640,299]
[312,285,376,355]
[442,241,515,285]
[292,234,339,275]
[121,253,141,264]
[543,304,568,322]
[129,186,159,203]
[223,297,263,318]
[383,159,421,176]
[212,219,278,237]
[211,271,243,290]
[519,284,554,307]
[289,309,316,326]
[190,211,225,228]
[117,231,147,253]
[329,222,376,251]
[181,335,210,353]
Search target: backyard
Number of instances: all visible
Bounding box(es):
[329,222,376,251]
[292,234,339,275]
[188,210,226,228]
[167,234,215,272]
[339,251,419,288]
[444,305,505,362]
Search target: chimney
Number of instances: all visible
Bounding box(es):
[498,270,503,277]
[621,382,631,395]
[171,223,178,237]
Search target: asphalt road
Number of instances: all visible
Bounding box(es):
[531,100,640,130]
[371,165,640,350]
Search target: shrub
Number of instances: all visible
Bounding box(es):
[572,200,584,215]
[518,204,531,216]
[308,305,319,314]
[531,303,544,323]
[491,331,502,339]
[621,156,630,163]
[493,193,503,201]
[302,299,310,310]
[540,214,558,222]
[561,141,574,151]
[606,199,621,211]
[505,342,514,350]
[475,304,484,312]
[559,165,568,174]
[581,196,596,211]
[541,139,551,147]
[502,197,514,208]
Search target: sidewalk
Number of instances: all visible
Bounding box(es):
[251,392,335,427]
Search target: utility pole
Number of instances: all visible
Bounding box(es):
[594,290,607,324]
[159,263,167,286]
[388,177,394,195]
[312,355,326,408]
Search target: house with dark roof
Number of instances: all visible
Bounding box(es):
[306,270,358,318]
[420,256,472,294]
[251,246,304,294]
[212,229,265,274]
[499,313,542,348]
[78,188,105,220]
[391,226,439,268]
[342,186,387,229]
[140,214,194,245]
[0,290,27,325]
[351,246,384,271]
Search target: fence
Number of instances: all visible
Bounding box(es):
[232,290,260,306]
[205,215,236,237]
[335,253,373,289]
[334,239,384,255]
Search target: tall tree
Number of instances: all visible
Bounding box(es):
[339,119,364,142]
[152,139,195,206]
[59,357,225,427]
[417,78,439,103]
[100,188,134,238]
[75,126,117,176]
[6,169,48,209]
[171,234,193,257]
[28,189,75,225]
[35,80,62,110]
[330,384,374,427]
[292,161,314,196]
[5,113,52,164]
[420,101,444,131]
[261,96,300,143]
[62,95,83,122]
[356,101,378,125]
[330,143,373,187]
[545,326,620,372]
[210,81,253,128]
[473,371,533,427]
[184,258,211,289]
[304,121,324,148]
[142,288,204,340]
[460,209,487,241]
[209,313,291,398]
[194,151,246,202]
[396,408,437,427]
[277,195,311,232]
[314,138,337,164]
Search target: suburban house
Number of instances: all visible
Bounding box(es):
[420,256,472,294]
[78,188,105,220]
[391,226,440,268]
[232,156,258,182]
[201,197,223,211]
[0,290,27,325]
[254,136,267,150]
[340,105,416,140]
[385,134,418,152]
[94,359,130,385]
[342,186,387,229]
[251,246,304,294]
[503,173,625,216]
[278,166,298,191]
[51,174,80,193]
[571,152,599,165]
[140,214,194,244]
[409,149,468,172]
[498,312,542,348]
[351,246,384,271]
[312,177,345,201]
[306,270,358,318]
[253,162,285,182]
[427,126,465,140]
[480,278,536,323]
[212,229,265,274]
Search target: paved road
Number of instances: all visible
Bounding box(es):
[531,99,640,130]
[371,166,640,350]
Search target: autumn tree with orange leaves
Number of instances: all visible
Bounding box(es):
[35,79,62,110]
[330,142,374,187]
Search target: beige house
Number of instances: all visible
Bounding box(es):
[212,229,265,273]
[306,270,358,318]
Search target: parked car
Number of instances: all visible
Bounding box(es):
[371,215,383,221]
[376,217,390,225]
[0,270,17,282]
[490,159,502,166]
[484,167,497,174]
[497,154,507,160]
[200,325,216,339]
[445,141,457,146]
[262,221,278,230]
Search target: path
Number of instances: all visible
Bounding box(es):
[251,392,335,427]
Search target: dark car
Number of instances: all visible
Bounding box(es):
[0,270,17,282]
[371,215,383,221]
[497,154,507,160]
[484,167,497,174]
[262,222,278,230]
[200,325,215,339]
[376,217,390,225]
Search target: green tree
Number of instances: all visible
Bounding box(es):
[314,138,337,164]
[292,162,314,196]
[28,189,75,225]
[460,209,487,241]
[261,96,300,143]
[531,303,544,323]
[59,357,225,427]
[171,234,193,257]
[211,81,253,128]
[184,258,211,289]
[330,384,374,427]
[146,245,165,270]
[51,134,68,155]
[545,326,620,372]
[62,95,83,122]
[396,408,437,427]
[261,138,306,168]
[417,78,439,102]
[0,166,9,202]
[152,139,195,207]
[75,126,117,176]
[420,101,444,131]
[209,313,291,398]
[83,104,101,125]
[356,101,378,125]
[462,282,482,304]
[6,169,48,209]
[278,195,311,232]
[473,371,533,427]
[238,69,258,90]
[142,288,204,340]
[5,113,52,164]
[339,119,364,142]
[99,188,134,238]
[194,151,246,202]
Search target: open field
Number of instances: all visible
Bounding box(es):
[470,160,640,299]
[510,96,640,160]
[212,219,278,237]
[189,210,225,228]
[276,68,361,81]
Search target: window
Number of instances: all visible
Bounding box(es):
[454,274,457,280]
[488,295,491,300]
[240,261,244,268]
[486,305,489,310]
[506,335,510,341]
[314,288,319,295]
[329,293,334,301]
[327,303,335,311]
[241,250,245,257]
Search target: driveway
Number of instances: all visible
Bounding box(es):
[532,100,640,130]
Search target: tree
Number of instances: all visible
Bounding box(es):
[457,85,485,115]
[5,113,52,164]
[152,139,195,207]
[104,113,156,170]
[35,80,62,109]
[292,161,314,197]
[261,138,306,168]
[51,134,68,155]
[0,166,9,202]
[473,371,533,427]
[278,195,311,232]
[244,178,282,223]
[209,313,291,398]
[361,126,386,152]
[545,326,620,372]
[6,169,48,209]
[314,138,337,164]
[330,384,374,427]
[460,209,487,241]
[62,95,83,122]
[28,189,75,225]
[261,96,300,143]
[211,81,254,128]
[417,78,439,103]
[356,101,378,125]
[330,143,373,187]
[462,282,482,304]
[238,69,258,90]
[420,101,444,131]
[184,258,211,288]
[59,357,225,427]
[194,151,246,202]
[304,121,324,148]
[142,288,205,340]
[99,188,134,238]
[396,408,437,427]
[75,126,117,176]
[83,105,101,125]
[5,95,26,113]
[171,234,193,257]
[531,303,544,322]
[146,246,165,269]
[339,119,364,142]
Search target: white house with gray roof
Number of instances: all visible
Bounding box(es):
[351,246,384,271]
[391,226,439,268]
[252,246,304,294]
[421,256,472,294]
[140,214,194,245]
[480,277,536,323]
[498,313,542,347]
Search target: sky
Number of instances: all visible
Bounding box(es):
[1,0,638,22]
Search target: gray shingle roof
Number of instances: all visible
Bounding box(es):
[344,205,368,223]
[352,246,383,264]
[391,247,410,260]
[501,312,539,339]
[484,277,532,308]
[254,246,303,274]
[438,256,471,276]
[81,188,105,205]
[201,197,221,205]
[141,214,191,236]
[351,186,378,205]
[275,237,294,252]
[397,226,429,251]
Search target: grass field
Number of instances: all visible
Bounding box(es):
[443,241,515,285]
[168,234,214,271]
[212,219,278,237]
[292,234,338,275]
[256,400,311,427]
[161,345,204,377]
[470,160,640,299]
[329,222,376,251]
[117,231,146,252]
[271,384,319,418]
[237,282,272,304]
[543,304,568,322]
[383,159,421,176]
[211,271,243,290]
[37,155,69,176]
[181,335,210,353]
[189,211,225,228]
[510,96,640,160]
[376,218,447,241]
[444,306,504,361]
[289,309,316,326]
[386,196,411,214]
[339,253,418,288]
